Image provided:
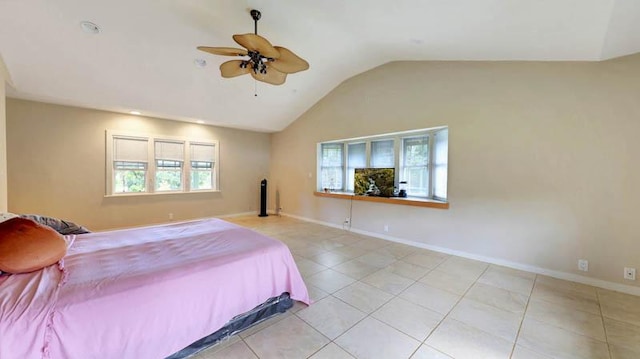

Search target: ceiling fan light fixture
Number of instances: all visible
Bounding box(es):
[197,9,308,86]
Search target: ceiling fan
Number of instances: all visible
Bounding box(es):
[197,9,309,86]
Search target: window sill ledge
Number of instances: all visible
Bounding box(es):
[104,190,220,198]
[314,191,449,209]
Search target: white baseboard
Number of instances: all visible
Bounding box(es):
[281,212,640,297]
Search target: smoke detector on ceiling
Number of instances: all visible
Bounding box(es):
[193,59,207,68]
[80,21,100,34]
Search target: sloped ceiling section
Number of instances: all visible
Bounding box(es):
[600,0,640,59]
[0,0,638,132]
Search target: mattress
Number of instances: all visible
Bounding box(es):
[0,218,309,359]
[167,292,293,359]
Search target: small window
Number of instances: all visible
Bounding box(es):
[191,161,213,190]
[346,142,366,192]
[432,129,448,200]
[402,136,429,197]
[114,161,147,193]
[154,141,184,192]
[190,143,216,191]
[112,136,149,194]
[371,139,395,168]
[320,143,344,191]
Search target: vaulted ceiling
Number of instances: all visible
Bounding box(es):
[1,0,639,132]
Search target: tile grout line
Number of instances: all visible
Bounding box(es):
[508,273,538,358]
[241,337,262,359]
[595,289,614,359]
[416,263,493,358]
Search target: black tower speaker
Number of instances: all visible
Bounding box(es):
[259,179,269,217]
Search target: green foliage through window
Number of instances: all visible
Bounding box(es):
[114,161,146,193]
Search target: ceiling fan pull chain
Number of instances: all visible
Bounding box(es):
[254,79,258,97]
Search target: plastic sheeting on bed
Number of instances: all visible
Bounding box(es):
[167,292,293,359]
[0,218,309,359]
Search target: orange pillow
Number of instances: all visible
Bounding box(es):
[0,217,67,273]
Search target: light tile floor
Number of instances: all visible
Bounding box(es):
[191,216,640,359]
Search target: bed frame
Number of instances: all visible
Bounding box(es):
[167,292,293,358]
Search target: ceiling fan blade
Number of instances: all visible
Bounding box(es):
[197,46,248,56]
[233,34,280,59]
[220,60,250,78]
[269,46,309,74]
[251,65,287,85]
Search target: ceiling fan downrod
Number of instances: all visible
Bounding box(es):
[245,10,271,75]
[250,9,261,35]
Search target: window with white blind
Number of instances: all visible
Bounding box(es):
[320,143,344,191]
[190,143,216,191]
[346,142,366,192]
[371,140,395,168]
[317,126,448,201]
[402,136,429,197]
[432,129,448,200]
[155,140,184,192]
[112,136,149,193]
[106,131,219,195]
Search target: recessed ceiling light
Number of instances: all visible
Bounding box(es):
[80,21,101,34]
[194,59,207,68]
[130,111,141,115]
[196,120,205,124]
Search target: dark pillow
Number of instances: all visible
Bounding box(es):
[20,214,91,235]
[0,218,67,273]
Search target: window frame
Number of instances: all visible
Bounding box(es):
[154,140,186,193]
[189,142,218,192]
[106,130,219,196]
[318,142,345,191]
[317,126,448,201]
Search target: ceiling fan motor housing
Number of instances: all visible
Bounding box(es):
[250,9,261,21]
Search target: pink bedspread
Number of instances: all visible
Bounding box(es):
[0,219,309,359]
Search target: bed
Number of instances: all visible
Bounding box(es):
[0,218,310,359]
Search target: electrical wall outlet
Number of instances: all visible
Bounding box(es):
[344,217,350,224]
[578,259,589,272]
[624,267,636,280]
[384,224,389,232]
[168,213,174,220]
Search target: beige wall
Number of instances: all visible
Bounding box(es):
[7,99,271,230]
[0,56,9,212]
[271,53,640,289]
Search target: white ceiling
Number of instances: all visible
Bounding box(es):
[1,0,639,132]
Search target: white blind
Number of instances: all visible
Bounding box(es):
[155,140,184,161]
[113,137,148,162]
[348,143,366,169]
[190,143,215,162]
[371,139,394,168]
[321,143,343,166]
[433,129,449,199]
